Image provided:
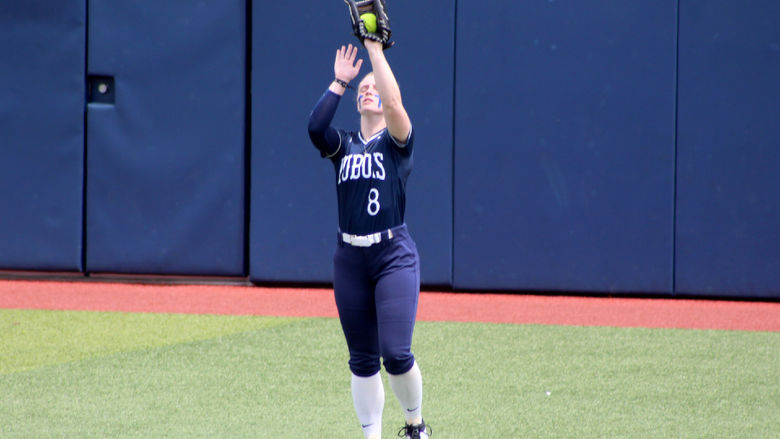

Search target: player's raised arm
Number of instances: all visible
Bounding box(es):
[344,0,410,144]
[308,44,363,158]
[364,40,411,143]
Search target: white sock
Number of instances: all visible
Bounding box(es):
[351,372,385,438]
[387,361,423,425]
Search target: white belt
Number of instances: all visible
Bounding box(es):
[341,228,395,247]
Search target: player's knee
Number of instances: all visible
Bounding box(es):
[349,356,381,377]
[383,352,415,375]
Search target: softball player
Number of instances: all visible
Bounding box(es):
[307,41,430,439]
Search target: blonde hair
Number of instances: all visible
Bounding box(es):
[357,71,375,88]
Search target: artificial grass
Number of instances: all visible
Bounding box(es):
[0,309,297,374]
[1,309,778,438]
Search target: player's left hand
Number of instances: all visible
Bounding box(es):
[344,0,394,50]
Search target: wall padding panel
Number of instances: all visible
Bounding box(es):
[85,0,246,275]
[676,0,780,298]
[0,0,85,271]
[454,1,677,293]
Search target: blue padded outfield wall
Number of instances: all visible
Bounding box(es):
[85,0,246,275]
[675,0,780,298]
[249,0,342,283]
[454,1,677,293]
[1,1,778,299]
[0,0,86,271]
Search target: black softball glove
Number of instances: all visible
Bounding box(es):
[344,0,394,50]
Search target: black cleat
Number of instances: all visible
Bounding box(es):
[397,419,431,439]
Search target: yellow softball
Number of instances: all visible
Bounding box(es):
[360,13,377,33]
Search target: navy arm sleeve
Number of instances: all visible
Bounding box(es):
[307,90,343,158]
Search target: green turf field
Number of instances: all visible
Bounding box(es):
[1,309,778,438]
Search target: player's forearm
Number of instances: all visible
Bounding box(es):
[365,42,410,140]
[365,42,402,111]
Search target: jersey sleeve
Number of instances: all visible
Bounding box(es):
[307,90,344,159]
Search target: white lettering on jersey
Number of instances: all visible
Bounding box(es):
[338,152,386,184]
[350,154,364,180]
[372,153,385,180]
[361,155,373,178]
[338,155,351,184]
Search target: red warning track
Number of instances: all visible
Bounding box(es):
[1,279,778,331]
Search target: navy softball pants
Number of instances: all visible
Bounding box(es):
[333,224,421,377]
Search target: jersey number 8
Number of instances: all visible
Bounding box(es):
[367,188,380,216]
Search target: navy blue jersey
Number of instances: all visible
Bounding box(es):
[326,128,414,235]
[307,90,415,235]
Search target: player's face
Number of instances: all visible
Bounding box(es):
[357,75,382,115]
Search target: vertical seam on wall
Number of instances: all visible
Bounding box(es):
[450,0,458,288]
[672,0,681,295]
[243,0,253,278]
[81,1,90,274]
